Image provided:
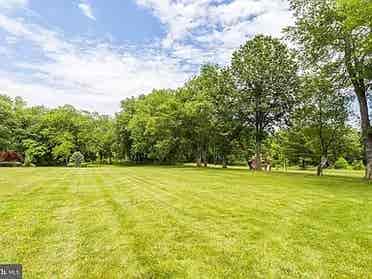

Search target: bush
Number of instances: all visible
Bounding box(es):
[23,153,36,167]
[352,160,365,170]
[334,157,349,169]
[69,151,85,167]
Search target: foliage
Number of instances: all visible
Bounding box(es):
[334,157,349,169]
[0,95,116,166]
[52,132,75,164]
[113,36,302,168]
[181,67,216,166]
[352,160,365,170]
[127,90,186,163]
[0,95,17,150]
[231,35,299,169]
[22,139,47,164]
[287,0,372,177]
[286,0,371,79]
[23,152,35,167]
[291,73,350,175]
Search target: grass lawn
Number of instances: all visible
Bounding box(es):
[0,166,371,278]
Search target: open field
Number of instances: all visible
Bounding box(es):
[0,166,371,278]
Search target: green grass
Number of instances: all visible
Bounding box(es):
[0,166,371,278]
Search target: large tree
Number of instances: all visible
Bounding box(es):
[210,67,242,168]
[296,74,350,175]
[181,68,215,167]
[116,97,137,161]
[125,90,186,163]
[186,65,241,168]
[231,35,299,170]
[287,0,372,177]
[0,95,15,150]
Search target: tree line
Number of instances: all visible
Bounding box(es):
[0,96,115,166]
[0,0,370,176]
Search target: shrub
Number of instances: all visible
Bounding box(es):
[352,160,364,170]
[69,151,85,167]
[334,157,349,169]
[23,152,36,167]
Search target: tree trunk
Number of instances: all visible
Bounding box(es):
[255,140,262,171]
[317,165,323,176]
[222,156,227,168]
[196,143,202,167]
[365,135,372,180]
[317,156,327,176]
[243,152,250,170]
[355,86,372,179]
[345,39,371,180]
[203,150,208,167]
[202,146,208,167]
[213,144,216,165]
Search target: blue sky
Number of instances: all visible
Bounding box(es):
[0,0,293,113]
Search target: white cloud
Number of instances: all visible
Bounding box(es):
[0,0,295,113]
[0,15,190,113]
[78,1,96,21]
[0,0,27,9]
[0,74,117,112]
[0,14,71,54]
[135,0,294,64]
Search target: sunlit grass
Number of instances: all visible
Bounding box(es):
[0,166,371,278]
[199,163,366,178]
